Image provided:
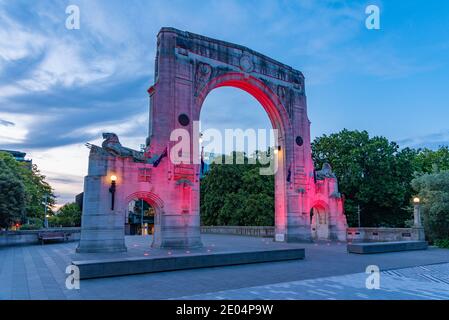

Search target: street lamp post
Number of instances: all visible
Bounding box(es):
[412,197,425,241]
[413,197,422,227]
[109,175,117,210]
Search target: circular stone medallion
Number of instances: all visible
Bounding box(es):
[178,114,190,126]
[296,136,304,146]
[239,54,254,73]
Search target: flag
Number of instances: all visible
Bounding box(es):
[286,165,291,182]
[200,146,205,175]
[153,147,168,167]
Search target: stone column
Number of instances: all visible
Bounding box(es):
[414,203,422,227]
[77,152,127,253]
[412,200,425,241]
[148,28,203,249]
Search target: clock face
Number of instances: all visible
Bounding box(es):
[296,136,304,146]
[239,55,254,72]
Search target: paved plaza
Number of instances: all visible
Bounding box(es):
[178,263,449,300]
[1,234,448,300]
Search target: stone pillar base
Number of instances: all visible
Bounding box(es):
[77,225,127,253]
[151,237,203,249]
[152,214,203,249]
[330,225,348,241]
[76,242,127,253]
[412,227,426,241]
[285,226,313,243]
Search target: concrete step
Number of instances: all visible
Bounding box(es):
[347,241,428,254]
[72,248,305,279]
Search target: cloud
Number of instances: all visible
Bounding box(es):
[0,119,14,126]
[398,131,449,150]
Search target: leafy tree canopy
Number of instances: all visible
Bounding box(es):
[414,146,449,173]
[200,151,274,226]
[49,202,81,227]
[0,152,55,225]
[0,156,26,228]
[312,129,417,227]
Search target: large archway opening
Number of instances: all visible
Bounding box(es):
[200,86,274,166]
[197,74,290,238]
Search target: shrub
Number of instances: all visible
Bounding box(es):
[435,239,449,249]
[20,223,42,230]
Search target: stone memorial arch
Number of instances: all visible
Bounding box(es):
[77,27,347,253]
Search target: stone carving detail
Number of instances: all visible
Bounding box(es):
[292,76,303,91]
[316,163,337,180]
[315,163,341,198]
[277,85,294,119]
[194,62,212,97]
[239,54,254,73]
[86,133,146,162]
[194,63,230,97]
[174,30,307,87]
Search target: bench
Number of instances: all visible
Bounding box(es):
[38,232,70,245]
[347,240,428,254]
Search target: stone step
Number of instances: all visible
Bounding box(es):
[72,248,305,279]
[347,241,428,254]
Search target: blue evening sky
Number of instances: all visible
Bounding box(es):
[0,0,448,205]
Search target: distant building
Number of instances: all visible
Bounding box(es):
[0,149,32,168]
[199,152,217,178]
[75,192,84,211]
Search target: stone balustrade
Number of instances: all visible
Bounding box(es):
[201,226,275,238]
[346,227,425,242]
[201,226,426,242]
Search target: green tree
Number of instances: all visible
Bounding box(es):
[414,146,449,173]
[49,202,82,227]
[412,171,449,243]
[0,152,55,223]
[0,157,26,229]
[312,129,417,227]
[200,151,274,226]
